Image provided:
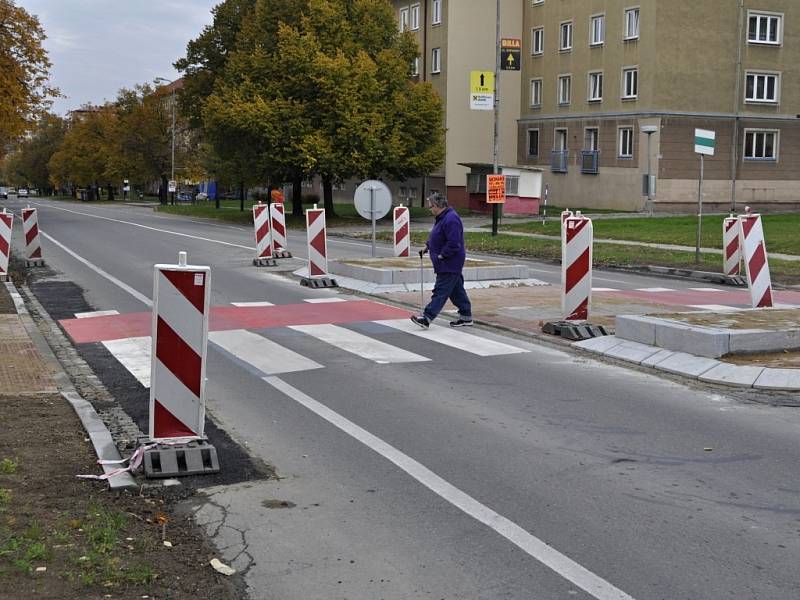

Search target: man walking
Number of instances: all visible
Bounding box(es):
[411,194,473,329]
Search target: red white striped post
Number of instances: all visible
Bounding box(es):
[269,201,291,258]
[149,252,210,441]
[723,214,741,276]
[560,208,573,246]
[561,212,593,321]
[739,207,773,308]
[393,204,410,257]
[302,205,337,288]
[22,206,44,266]
[0,209,11,282]
[252,202,276,266]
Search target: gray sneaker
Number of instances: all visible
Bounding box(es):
[411,315,430,329]
[449,319,473,327]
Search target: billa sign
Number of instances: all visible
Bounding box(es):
[486,174,506,204]
[501,38,521,71]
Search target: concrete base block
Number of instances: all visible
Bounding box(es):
[141,438,220,478]
[25,259,45,267]
[653,352,720,378]
[604,340,664,364]
[615,315,658,345]
[728,329,800,354]
[253,257,277,267]
[300,276,338,288]
[655,322,729,358]
[0,274,7,282]
[753,368,800,391]
[699,363,765,387]
[273,250,292,259]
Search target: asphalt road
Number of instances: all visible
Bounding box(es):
[6,197,800,600]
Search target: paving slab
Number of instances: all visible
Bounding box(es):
[698,363,765,387]
[753,368,800,391]
[640,349,676,367]
[604,340,665,364]
[652,352,720,378]
[573,335,624,354]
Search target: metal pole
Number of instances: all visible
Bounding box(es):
[730,0,745,213]
[491,0,500,236]
[696,154,704,265]
[646,133,653,215]
[171,88,176,205]
[370,186,376,258]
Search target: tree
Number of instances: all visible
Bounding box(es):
[0,0,58,155]
[2,113,66,194]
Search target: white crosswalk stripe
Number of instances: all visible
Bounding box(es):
[290,323,429,364]
[210,329,323,375]
[688,287,723,292]
[102,336,151,386]
[591,287,618,292]
[303,297,347,303]
[75,310,120,318]
[635,287,674,292]
[688,304,741,312]
[231,301,274,307]
[375,319,528,357]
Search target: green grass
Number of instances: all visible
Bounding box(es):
[499,213,800,255]
[0,459,18,475]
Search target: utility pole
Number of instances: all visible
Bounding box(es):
[491,0,500,236]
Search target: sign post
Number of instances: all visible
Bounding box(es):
[694,128,715,264]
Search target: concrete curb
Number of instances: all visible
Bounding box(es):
[5,280,136,489]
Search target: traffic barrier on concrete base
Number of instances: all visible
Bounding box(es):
[269,201,292,258]
[149,251,211,441]
[561,212,593,321]
[542,320,609,341]
[560,208,573,245]
[141,437,219,478]
[252,202,276,266]
[302,205,337,287]
[723,214,741,276]
[393,205,410,257]
[739,208,773,308]
[22,206,44,267]
[0,209,11,282]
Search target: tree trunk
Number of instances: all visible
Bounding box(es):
[160,175,168,204]
[106,184,115,202]
[239,181,245,211]
[292,176,303,217]
[322,177,336,217]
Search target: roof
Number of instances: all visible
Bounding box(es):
[458,162,544,173]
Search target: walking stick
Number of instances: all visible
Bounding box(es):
[419,252,425,315]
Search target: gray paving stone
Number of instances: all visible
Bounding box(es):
[640,349,675,367]
[653,352,720,378]
[698,363,765,387]
[604,340,664,364]
[573,335,624,354]
[615,315,658,345]
[655,322,729,358]
[753,368,800,391]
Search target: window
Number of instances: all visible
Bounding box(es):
[590,14,604,45]
[532,27,544,55]
[748,12,781,45]
[744,129,778,160]
[530,78,543,107]
[533,0,544,4]
[618,127,634,158]
[622,67,638,99]
[399,7,409,32]
[558,75,571,105]
[410,4,420,30]
[584,128,599,151]
[432,0,442,25]
[624,7,640,40]
[527,129,540,158]
[588,71,603,101]
[560,21,573,51]
[554,128,568,150]
[745,72,779,103]
[431,47,441,73]
[411,56,419,77]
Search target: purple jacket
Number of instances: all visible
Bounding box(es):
[427,207,466,273]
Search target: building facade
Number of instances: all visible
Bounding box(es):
[518,0,800,212]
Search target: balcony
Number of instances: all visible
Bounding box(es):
[550,150,569,173]
[580,150,599,174]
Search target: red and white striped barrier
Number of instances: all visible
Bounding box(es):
[723,214,741,276]
[22,206,44,266]
[739,208,773,308]
[561,212,593,321]
[302,205,337,287]
[0,209,11,282]
[393,205,410,257]
[269,201,291,258]
[149,252,210,441]
[252,202,275,266]
[560,208,574,245]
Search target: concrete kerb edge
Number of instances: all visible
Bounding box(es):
[6,280,137,489]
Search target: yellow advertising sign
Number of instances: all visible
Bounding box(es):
[470,71,494,111]
[486,174,506,204]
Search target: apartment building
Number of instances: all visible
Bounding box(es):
[518,0,800,212]
[389,0,523,208]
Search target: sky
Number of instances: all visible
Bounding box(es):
[20,0,221,115]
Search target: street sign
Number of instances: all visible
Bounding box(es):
[486,174,506,204]
[695,129,715,156]
[470,70,494,111]
[500,38,521,71]
[354,180,392,257]
[168,180,177,192]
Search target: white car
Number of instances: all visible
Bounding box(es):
[18,188,28,198]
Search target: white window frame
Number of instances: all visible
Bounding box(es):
[622,67,638,99]
[745,71,780,104]
[584,127,599,151]
[747,11,782,45]
[527,128,540,158]
[532,0,544,4]
[431,47,441,74]
[532,27,544,55]
[558,74,571,105]
[624,7,640,40]
[560,20,573,51]
[743,129,779,161]
[554,128,568,151]
[618,127,634,158]
[399,7,409,32]
[588,71,603,102]
[432,0,442,25]
[410,3,420,31]
[530,78,543,107]
[411,56,419,77]
[590,14,605,46]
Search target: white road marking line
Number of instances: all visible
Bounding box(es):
[592,287,618,292]
[504,306,533,310]
[231,301,274,307]
[634,287,674,292]
[773,303,800,309]
[688,287,723,292]
[102,336,152,386]
[375,319,528,357]
[289,324,429,364]
[75,310,120,318]
[264,375,636,600]
[209,329,323,375]
[688,304,740,312]
[302,297,347,303]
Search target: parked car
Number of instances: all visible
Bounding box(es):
[29,189,39,196]
[0,187,7,199]
[18,188,29,198]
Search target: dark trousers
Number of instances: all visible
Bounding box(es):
[424,272,472,322]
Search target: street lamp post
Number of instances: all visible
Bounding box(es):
[154,77,176,205]
[641,125,658,216]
